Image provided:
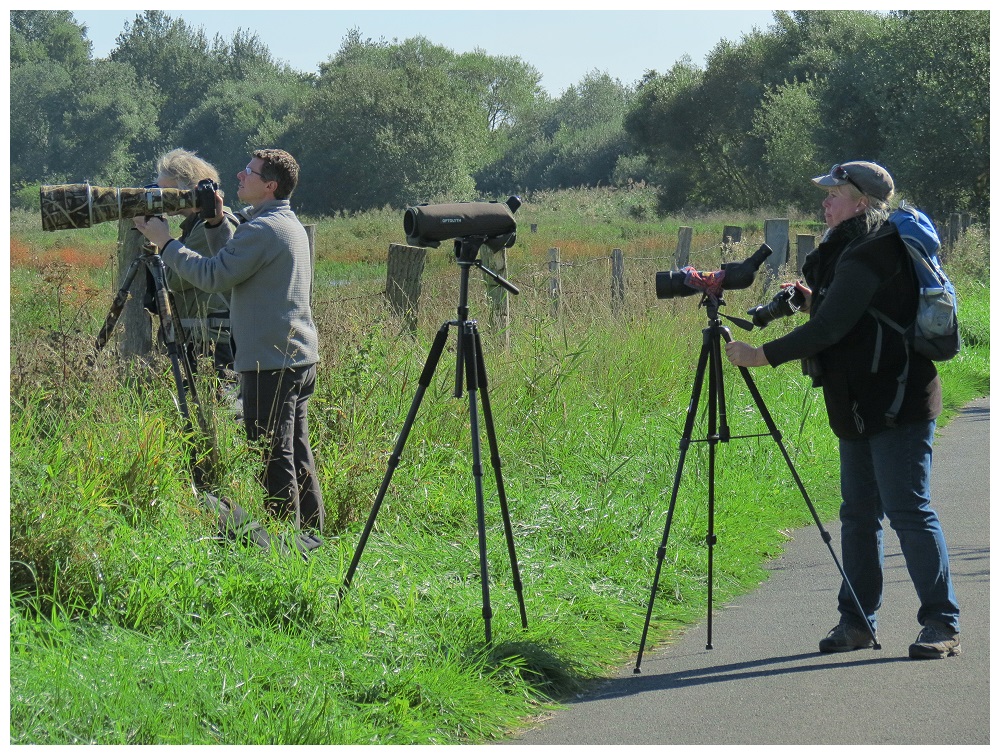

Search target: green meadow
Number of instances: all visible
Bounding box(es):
[9,188,989,744]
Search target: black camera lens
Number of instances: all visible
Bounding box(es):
[747,287,804,328]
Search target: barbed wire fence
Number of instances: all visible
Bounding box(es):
[311,211,974,342]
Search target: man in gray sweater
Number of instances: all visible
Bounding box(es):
[135,149,325,533]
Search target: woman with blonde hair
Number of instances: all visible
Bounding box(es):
[155,148,239,383]
[726,161,961,660]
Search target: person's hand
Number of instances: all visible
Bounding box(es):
[725,340,769,367]
[782,280,812,313]
[133,215,172,249]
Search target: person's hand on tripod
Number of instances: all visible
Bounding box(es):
[133,215,173,250]
[725,340,770,367]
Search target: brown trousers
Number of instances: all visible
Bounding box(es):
[240,364,325,530]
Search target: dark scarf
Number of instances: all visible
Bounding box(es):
[802,215,874,291]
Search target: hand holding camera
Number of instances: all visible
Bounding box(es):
[747,281,811,328]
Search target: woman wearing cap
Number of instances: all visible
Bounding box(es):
[726,161,961,660]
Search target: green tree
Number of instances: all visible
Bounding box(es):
[62,60,161,184]
[11,9,90,69]
[172,73,310,187]
[477,70,636,192]
[109,11,220,146]
[787,10,892,166]
[10,10,159,190]
[624,59,706,211]
[170,27,311,183]
[751,76,823,209]
[10,60,74,187]
[285,61,481,213]
[10,11,90,188]
[871,10,989,219]
[450,48,547,180]
[540,72,635,188]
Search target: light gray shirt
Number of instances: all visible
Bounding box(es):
[160,199,319,372]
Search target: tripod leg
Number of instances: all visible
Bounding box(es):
[473,327,529,630]
[705,328,724,650]
[339,323,451,601]
[635,336,712,673]
[720,328,881,650]
[94,254,145,354]
[461,322,494,643]
[146,255,219,489]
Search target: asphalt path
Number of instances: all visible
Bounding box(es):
[506,396,989,746]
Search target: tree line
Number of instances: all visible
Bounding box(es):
[10,10,989,220]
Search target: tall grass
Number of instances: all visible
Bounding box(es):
[9,192,990,744]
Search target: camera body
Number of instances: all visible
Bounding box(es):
[194,179,220,221]
[747,286,806,328]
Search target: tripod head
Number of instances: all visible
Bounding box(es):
[698,293,754,332]
[454,236,520,296]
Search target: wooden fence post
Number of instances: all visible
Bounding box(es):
[611,248,625,315]
[948,213,962,248]
[548,247,561,319]
[385,243,426,335]
[116,218,152,358]
[675,226,692,269]
[303,223,316,304]
[479,246,511,348]
[764,218,790,276]
[795,234,814,275]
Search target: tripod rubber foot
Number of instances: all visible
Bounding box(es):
[873,642,882,650]
[633,667,642,674]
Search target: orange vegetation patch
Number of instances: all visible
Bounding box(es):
[9,238,38,268]
[10,239,108,271]
[533,239,609,261]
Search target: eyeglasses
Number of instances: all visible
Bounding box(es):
[244,162,269,181]
[830,163,865,195]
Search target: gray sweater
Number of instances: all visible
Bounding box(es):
[160,199,319,372]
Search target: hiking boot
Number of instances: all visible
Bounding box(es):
[909,624,961,659]
[819,621,876,653]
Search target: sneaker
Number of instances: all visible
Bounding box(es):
[819,621,876,653]
[909,624,961,659]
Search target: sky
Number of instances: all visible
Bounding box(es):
[69,6,779,96]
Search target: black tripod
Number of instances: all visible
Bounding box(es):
[340,235,528,644]
[95,233,218,489]
[633,294,879,673]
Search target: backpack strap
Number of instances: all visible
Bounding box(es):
[867,306,910,426]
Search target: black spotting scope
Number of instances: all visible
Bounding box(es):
[655,243,773,299]
[404,196,521,251]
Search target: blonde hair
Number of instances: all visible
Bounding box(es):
[842,182,891,233]
[156,148,221,191]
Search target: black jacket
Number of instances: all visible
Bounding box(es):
[762,216,942,439]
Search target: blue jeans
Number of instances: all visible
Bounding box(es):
[837,419,960,632]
